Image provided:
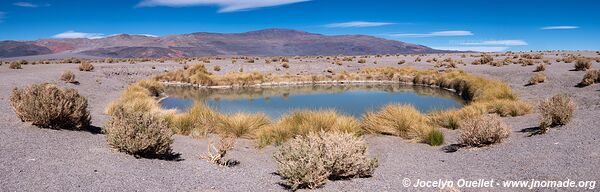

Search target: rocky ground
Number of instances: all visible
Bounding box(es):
[1,52,599,191]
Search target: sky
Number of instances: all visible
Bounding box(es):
[0,0,599,52]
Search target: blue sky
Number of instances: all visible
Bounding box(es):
[0,0,598,52]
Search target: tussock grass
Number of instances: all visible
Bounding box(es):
[79,62,94,71]
[256,110,362,147]
[60,70,76,83]
[574,58,592,71]
[216,113,270,138]
[362,104,437,144]
[105,80,165,116]
[166,102,222,137]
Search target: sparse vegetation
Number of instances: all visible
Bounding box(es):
[458,114,511,147]
[10,84,91,129]
[534,64,545,72]
[201,136,237,167]
[362,104,440,144]
[574,58,592,71]
[273,131,378,190]
[578,69,600,87]
[538,94,576,133]
[9,61,22,69]
[216,113,270,138]
[60,70,77,83]
[528,72,546,85]
[79,62,94,71]
[105,107,174,158]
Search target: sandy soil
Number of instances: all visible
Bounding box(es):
[1,52,599,191]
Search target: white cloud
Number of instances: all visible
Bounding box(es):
[541,26,579,30]
[460,40,528,46]
[324,21,395,28]
[52,31,106,39]
[137,0,310,13]
[432,46,509,52]
[390,30,473,38]
[13,2,38,8]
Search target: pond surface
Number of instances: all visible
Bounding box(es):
[160,84,466,119]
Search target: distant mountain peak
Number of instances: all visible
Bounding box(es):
[1,28,457,58]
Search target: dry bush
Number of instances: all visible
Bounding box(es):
[216,113,270,138]
[273,131,378,190]
[201,136,237,167]
[10,84,91,129]
[9,61,22,69]
[105,107,174,158]
[458,114,511,147]
[213,65,221,71]
[397,60,406,65]
[472,54,493,65]
[362,104,439,144]
[534,64,545,72]
[538,94,576,133]
[282,62,290,69]
[357,58,366,64]
[60,70,76,83]
[578,69,600,87]
[574,58,592,71]
[79,62,94,71]
[528,73,546,85]
[257,110,362,147]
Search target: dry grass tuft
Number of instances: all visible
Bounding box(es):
[257,110,361,147]
[10,84,91,130]
[216,113,270,138]
[105,80,164,116]
[458,114,511,147]
[273,131,378,190]
[578,69,600,87]
[167,102,222,137]
[9,61,22,69]
[362,104,437,144]
[528,72,546,85]
[79,62,94,71]
[538,94,576,133]
[533,64,545,72]
[574,58,592,71]
[105,107,174,158]
[60,70,77,83]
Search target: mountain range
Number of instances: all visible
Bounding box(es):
[0,29,456,58]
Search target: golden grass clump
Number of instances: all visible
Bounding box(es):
[528,72,546,85]
[60,70,76,83]
[538,94,576,133]
[10,83,91,130]
[105,107,174,158]
[578,69,600,87]
[9,61,22,69]
[534,64,545,72]
[256,110,362,147]
[78,62,94,71]
[216,113,271,138]
[362,104,439,144]
[458,114,511,147]
[167,102,222,137]
[574,58,592,71]
[105,80,164,116]
[273,131,378,190]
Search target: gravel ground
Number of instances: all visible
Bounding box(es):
[1,52,599,191]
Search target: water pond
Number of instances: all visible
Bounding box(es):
[160,84,466,119]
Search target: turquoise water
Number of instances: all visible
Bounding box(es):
[160,84,465,119]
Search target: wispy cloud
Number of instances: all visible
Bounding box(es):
[13,2,39,8]
[541,26,579,30]
[324,21,395,28]
[0,12,5,23]
[460,40,528,46]
[52,31,106,39]
[390,30,473,38]
[432,46,509,52]
[137,0,310,13]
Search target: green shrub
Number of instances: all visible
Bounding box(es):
[458,114,511,147]
[273,132,378,190]
[426,129,444,146]
[538,94,576,133]
[105,107,174,158]
[10,84,91,129]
